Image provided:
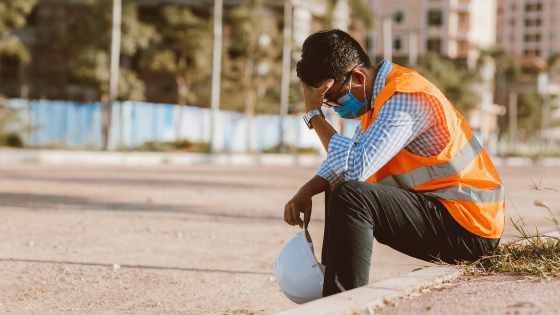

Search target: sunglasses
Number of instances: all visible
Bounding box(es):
[322,62,365,108]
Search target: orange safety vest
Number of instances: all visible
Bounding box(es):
[361,64,505,239]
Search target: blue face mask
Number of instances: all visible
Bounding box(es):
[333,78,369,119]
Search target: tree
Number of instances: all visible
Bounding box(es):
[407,52,479,115]
[140,6,212,107]
[63,0,154,101]
[323,0,374,30]
[516,91,542,137]
[0,0,36,63]
[138,6,212,138]
[222,0,282,150]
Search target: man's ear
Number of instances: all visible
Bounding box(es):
[352,69,367,86]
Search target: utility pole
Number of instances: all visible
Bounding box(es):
[408,30,417,65]
[508,92,517,153]
[210,0,223,153]
[106,0,121,151]
[383,16,392,61]
[538,72,550,153]
[279,0,292,154]
[367,0,376,64]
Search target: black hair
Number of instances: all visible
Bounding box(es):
[296,29,372,86]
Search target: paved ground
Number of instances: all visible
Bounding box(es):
[380,274,560,315]
[0,163,428,314]
[0,162,559,314]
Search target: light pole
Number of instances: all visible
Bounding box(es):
[383,16,392,61]
[106,0,121,151]
[210,0,223,153]
[279,0,292,153]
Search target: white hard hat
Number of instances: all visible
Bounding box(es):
[274,224,325,304]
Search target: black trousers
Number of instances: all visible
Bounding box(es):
[321,181,500,297]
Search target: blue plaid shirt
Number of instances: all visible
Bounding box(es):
[317,60,450,188]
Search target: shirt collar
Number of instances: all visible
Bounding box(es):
[372,59,393,100]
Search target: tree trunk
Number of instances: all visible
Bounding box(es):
[244,54,255,152]
[175,56,190,141]
[245,88,256,152]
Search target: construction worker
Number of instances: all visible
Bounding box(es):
[283,30,504,297]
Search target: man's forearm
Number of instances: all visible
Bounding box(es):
[300,175,330,196]
[310,115,337,152]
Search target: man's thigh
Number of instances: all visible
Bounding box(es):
[327,181,498,264]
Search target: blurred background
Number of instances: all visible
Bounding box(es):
[0,0,559,156]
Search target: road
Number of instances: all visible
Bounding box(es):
[0,163,558,314]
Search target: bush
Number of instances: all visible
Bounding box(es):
[263,144,319,154]
[135,140,210,153]
[0,132,24,148]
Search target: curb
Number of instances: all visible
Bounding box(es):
[275,266,463,315]
[0,148,554,167]
[0,149,325,167]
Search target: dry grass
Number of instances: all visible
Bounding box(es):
[462,234,560,280]
[459,146,560,279]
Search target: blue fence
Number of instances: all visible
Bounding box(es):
[8,99,360,153]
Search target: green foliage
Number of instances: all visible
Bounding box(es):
[479,45,521,82]
[135,140,210,153]
[64,0,154,101]
[517,91,542,136]
[4,132,23,147]
[407,52,479,115]
[0,97,23,147]
[263,144,319,154]
[323,0,374,30]
[546,52,560,72]
[0,0,36,63]
[221,0,282,114]
[139,5,212,106]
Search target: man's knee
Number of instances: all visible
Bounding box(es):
[329,181,374,214]
[328,181,392,215]
[330,181,363,202]
[330,181,385,202]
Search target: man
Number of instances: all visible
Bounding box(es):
[283,30,504,297]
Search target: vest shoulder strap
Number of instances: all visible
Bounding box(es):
[361,64,450,129]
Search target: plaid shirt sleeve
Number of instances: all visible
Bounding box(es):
[316,92,436,189]
[315,123,364,186]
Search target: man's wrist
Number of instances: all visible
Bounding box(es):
[303,109,325,129]
[309,114,324,126]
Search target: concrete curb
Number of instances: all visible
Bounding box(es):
[1,148,557,167]
[275,266,463,315]
[0,149,325,167]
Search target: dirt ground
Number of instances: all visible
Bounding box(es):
[0,162,559,314]
[380,274,560,315]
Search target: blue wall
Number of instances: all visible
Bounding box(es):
[9,99,355,153]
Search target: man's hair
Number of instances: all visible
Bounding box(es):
[296,29,372,86]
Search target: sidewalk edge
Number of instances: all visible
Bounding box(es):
[274,266,463,315]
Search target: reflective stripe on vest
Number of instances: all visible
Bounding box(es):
[378,136,482,189]
[425,185,505,203]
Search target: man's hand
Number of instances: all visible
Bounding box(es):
[284,187,312,229]
[301,79,334,113]
[284,176,330,229]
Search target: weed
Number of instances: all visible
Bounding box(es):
[459,146,560,279]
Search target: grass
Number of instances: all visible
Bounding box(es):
[458,146,560,280]
[134,140,210,153]
[461,228,560,279]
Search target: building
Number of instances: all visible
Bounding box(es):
[497,0,560,61]
[370,0,496,68]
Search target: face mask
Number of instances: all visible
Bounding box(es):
[333,78,369,119]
